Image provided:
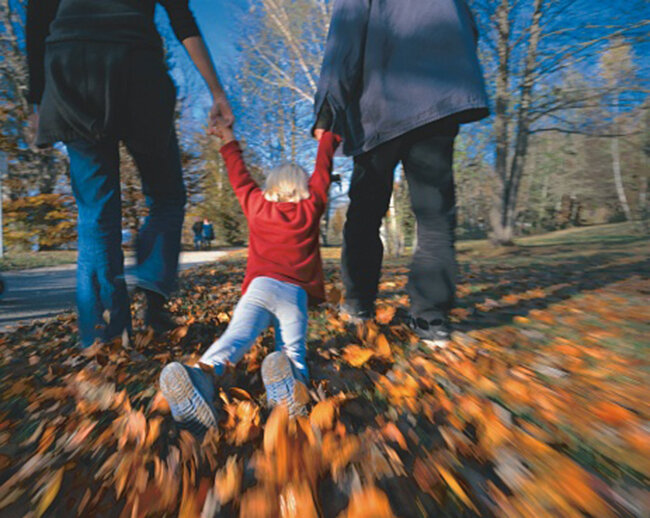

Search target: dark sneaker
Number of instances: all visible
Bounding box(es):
[261,351,306,417]
[339,302,374,325]
[142,289,178,334]
[159,362,218,433]
[410,317,451,350]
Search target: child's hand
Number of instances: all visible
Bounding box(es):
[209,115,236,144]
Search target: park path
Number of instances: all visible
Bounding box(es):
[0,250,232,330]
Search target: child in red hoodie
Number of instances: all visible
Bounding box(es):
[160,120,340,432]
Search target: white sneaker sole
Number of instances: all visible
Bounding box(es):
[159,362,218,432]
[261,352,304,417]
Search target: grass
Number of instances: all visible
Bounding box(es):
[1,221,646,272]
[0,250,78,272]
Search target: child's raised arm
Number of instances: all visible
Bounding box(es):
[309,131,341,208]
[218,133,261,216]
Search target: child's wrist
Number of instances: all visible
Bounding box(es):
[221,130,236,145]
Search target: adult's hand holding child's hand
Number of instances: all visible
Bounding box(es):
[208,92,234,135]
[210,115,236,144]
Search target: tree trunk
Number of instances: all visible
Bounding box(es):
[611,135,632,221]
[492,0,544,245]
[490,0,511,244]
[639,174,648,220]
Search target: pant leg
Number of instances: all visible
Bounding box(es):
[199,278,273,375]
[126,130,186,297]
[401,121,459,321]
[67,139,131,347]
[270,281,309,383]
[341,141,401,312]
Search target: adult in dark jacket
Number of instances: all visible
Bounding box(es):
[313,0,489,346]
[26,0,233,346]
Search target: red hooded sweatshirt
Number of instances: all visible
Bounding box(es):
[219,131,341,304]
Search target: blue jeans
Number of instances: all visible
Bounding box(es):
[67,131,186,347]
[200,277,309,382]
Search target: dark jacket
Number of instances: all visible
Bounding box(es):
[314,0,489,156]
[26,0,200,152]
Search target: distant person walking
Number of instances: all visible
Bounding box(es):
[201,219,215,249]
[313,0,489,347]
[192,219,204,250]
[26,0,233,346]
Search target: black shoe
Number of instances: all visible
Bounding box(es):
[142,289,177,334]
[409,317,451,349]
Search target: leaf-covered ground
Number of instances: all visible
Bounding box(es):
[0,225,648,517]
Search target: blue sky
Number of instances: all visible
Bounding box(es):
[155,0,248,134]
[187,0,246,78]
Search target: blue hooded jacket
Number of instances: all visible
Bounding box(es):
[314,0,489,156]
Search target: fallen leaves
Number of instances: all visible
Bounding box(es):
[34,466,64,518]
[310,399,338,430]
[223,398,261,445]
[340,486,396,518]
[342,345,374,367]
[0,249,648,517]
[213,456,242,505]
[591,401,637,427]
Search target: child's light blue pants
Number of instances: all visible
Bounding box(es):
[199,276,309,381]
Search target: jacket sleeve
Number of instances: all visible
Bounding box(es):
[26,0,61,104]
[461,0,479,46]
[219,141,262,216]
[308,132,341,209]
[313,0,370,128]
[159,0,201,42]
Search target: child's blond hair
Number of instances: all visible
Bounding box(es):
[263,163,310,203]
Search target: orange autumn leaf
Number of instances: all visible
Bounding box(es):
[375,334,393,360]
[150,390,170,415]
[435,464,478,513]
[37,426,56,454]
[342,345,374,367]
[413,458,441,497]
[240,486,279,518]
[280,482,318,518]
[310,399,337,431]
[591,401,636,426]
[178,488,201,518]
[232,400,261,445]
[214,456,242,505]
[170,325,189,342]
[230,387,253,401]
[381,422,407,450]
[375,306,396,324]
[264,405,289,454]
[327,287,342,304]
[622,425,650,455]
[145,417,162,447]
[35,466,64,518]
[340,486,397,518]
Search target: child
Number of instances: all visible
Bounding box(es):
[160,120,341,432]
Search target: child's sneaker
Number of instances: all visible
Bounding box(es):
[409,317,451,350]
[261,351,306,417]
[159,362,218,433]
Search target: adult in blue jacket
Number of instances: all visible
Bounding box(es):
[313,0,489,346]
